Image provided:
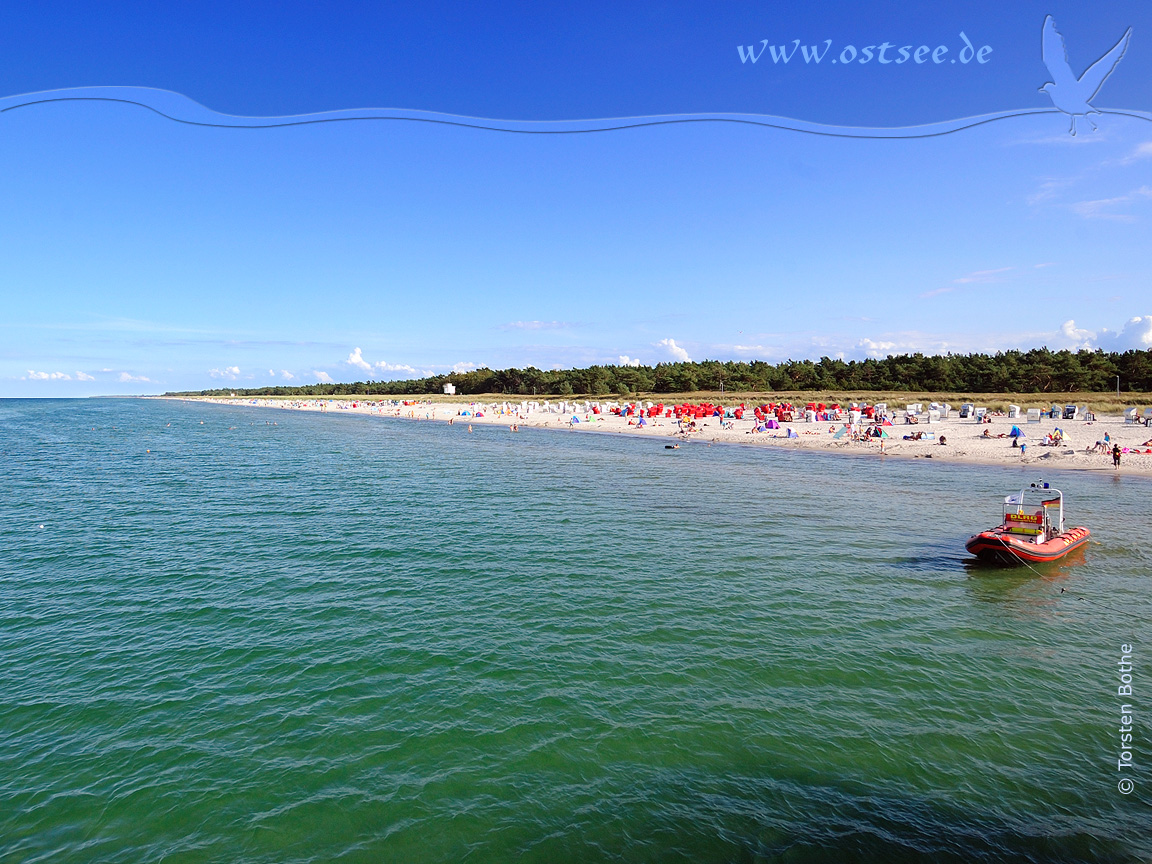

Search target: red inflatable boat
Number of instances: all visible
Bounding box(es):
[966,482,1090,565]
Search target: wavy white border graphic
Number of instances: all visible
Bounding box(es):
[1,17,1147,138]
[2,87,1149,139]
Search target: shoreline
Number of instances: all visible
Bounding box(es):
[160,396,1152,478]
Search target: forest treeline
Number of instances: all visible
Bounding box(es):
[171,348,1152,398]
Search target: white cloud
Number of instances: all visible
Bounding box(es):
[617,355,642,367]
[119,372,153,383]
[1072,186,1152,221]
[838,333,968,359]
[856,338,900,358]
[954,267,1013,284]
[347,347,429,377]
[1119,141,1152,165]
[657,338,691,362]
[209,366,241,380]
[76,371,95,381]
[280,370,295,380]
[921,267,1014,298]
[313,371,334,383]
[1112,316,1152,350]
[347,347,373,371]
[1059,320,1095,347]
[451,362,477,374]
[1027,177,1076,206]
[500,320,571,331]
[1059,316,1152,351]
[731,344,784,357]
[268,369,275,376]
[25,370,71,380]
[379,361,423,375]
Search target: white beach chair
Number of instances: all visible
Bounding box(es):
[1026,408,1042,423]
[1144,408,1152,425]
[928,410,941,424]
[1008,405,1020,418]
[1124,407,1139,423]
[975,407,988,423]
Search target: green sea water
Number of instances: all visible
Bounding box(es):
[1,398,1150,863]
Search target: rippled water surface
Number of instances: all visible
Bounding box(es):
[2,398,1150,863]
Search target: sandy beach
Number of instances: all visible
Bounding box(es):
[164,396,1152,477]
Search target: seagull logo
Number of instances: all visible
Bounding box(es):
[1040,15,1132,135]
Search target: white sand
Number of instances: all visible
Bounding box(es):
[166,396,1152,477]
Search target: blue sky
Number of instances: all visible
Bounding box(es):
[2,1,1150,395]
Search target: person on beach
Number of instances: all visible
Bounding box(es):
[1113,443,1121,468]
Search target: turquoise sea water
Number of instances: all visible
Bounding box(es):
[2,398,1150,863]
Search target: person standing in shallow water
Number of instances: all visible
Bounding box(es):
[1113,443,1121,469]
